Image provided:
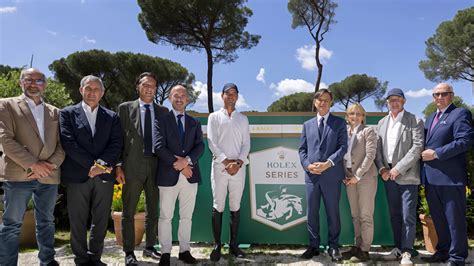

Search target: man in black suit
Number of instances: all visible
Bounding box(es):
[115,72,168,265]
[59,75,123,266]
[154,85,204,266]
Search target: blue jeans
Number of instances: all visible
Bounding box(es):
[0,181,58,266]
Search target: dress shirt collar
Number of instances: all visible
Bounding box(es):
[350,124,361,135]
[316,112,330,123]
[81,101,99,114]
[219,107,236,117]
[436,103,452,115]
[172,108,185,117]
[389,109,404,122]
[24,95,44,108]
[139,99,154,110]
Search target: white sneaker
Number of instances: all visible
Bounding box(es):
[400,252,413,266]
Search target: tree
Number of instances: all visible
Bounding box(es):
[288,0,337,94]
[0,69,73,109]
[49,50,195,110]
[422,95,473,119]
[137,0,260,112]
[267,92,313,112]
[328,74,388,110]
[419,7,474,84]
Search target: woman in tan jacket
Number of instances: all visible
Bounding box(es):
[341,103,378,262]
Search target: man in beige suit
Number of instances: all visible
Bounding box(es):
[0,68,65,266]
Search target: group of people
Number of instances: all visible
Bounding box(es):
[0,67,472,266]
[300,86,473,266]
[0,68,249,266]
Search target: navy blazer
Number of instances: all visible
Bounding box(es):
[59,103,123,183]
[154,110,204,186]
[422,104,474,186]
[299,113,348,184]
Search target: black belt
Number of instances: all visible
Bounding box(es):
[388,163,392,169]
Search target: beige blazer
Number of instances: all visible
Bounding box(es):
[344,124,378,179]
[0,95,65,184]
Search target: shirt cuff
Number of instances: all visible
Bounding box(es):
[327,159,334,167]
[433,151,438,159]
[186,156,193,165]
[354,175,361,181]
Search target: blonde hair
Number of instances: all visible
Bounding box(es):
[346,103,367,125]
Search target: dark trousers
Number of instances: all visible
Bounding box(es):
[383,180,417,253]
[306,180,342,249]
[122,158,159,252]
[66,178,114,264]
[425,184,467,265]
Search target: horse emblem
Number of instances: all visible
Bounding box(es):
[257,187,303,220]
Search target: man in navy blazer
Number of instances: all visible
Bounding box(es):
[59,75,123,266]
[299,89,348,262]
[154,85,204,266]
[421,83,473,266]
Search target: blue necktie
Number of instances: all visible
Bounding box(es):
[143,104,152,156]
[177,114,185,147]
[318,117,325,139]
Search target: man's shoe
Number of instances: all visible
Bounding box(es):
[301,247,320,259]
[46,260,60,266]
[446,261,462,266]
[421,253,449,263]
[210,243,222,262]
[380,248,401,261]
[328,247,342,262]
[143,247,161,259]
[125,253,138,266]
[159,253,170,266]
[229,244,246,258]
[400,252,413,266]
[355,251,370,262]
[178,251,198,264]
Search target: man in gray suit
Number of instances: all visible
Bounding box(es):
[115,72,168,265]
[375,88,423,266]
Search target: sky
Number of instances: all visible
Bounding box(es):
[0,0,473,119]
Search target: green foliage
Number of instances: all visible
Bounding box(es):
[0,70,73,109]
[137,0,260,112]
[49,50,194,110]
[328,74,388,110]
[419,7,474,82]
[422,96,474,118]
[267,92,313,112]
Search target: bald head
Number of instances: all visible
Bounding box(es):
[432,83,454,110]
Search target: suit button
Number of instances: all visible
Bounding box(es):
[352,162,355,164]
[182,150,185,153]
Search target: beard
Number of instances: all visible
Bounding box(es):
[23,87,43,97]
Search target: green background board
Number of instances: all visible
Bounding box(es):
[167,112,394,246]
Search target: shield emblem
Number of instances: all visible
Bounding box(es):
[249,146,307,231]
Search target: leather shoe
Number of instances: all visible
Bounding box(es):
[341,246,360,260]
[125,253,138,266]
[46,260,60,266]
[143,247,161,259]
[301,247,320,259]
[178,251,198,264]
[421,253,448,263]
[159,253,170,266]
[210,243,222,262]
[328,247,342,262]
[446,261,463,266]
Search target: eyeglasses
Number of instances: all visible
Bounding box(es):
[22,78,45,85]
[432,92,452,98]
[348,112,363,117]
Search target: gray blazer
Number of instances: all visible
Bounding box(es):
[375,111,424,185]
[344,125,378,180]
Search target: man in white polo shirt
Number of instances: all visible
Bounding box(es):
[207,83,250,262]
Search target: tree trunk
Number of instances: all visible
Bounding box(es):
[313,43,324,111]
[206,48,214,113]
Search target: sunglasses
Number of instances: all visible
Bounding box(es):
[22,78,45,85]
[432,92,452,98]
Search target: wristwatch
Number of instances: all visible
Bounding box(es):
[94,159,112,174]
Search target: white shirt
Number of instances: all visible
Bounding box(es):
[139,99,156,152]
[24,96,45,143]
[385,109,405,164]
[172,109,185,131]
[81,101,98,136]
[207,108,251,165]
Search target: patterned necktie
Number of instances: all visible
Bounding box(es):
[177,114,185,147]
[429,111,442,136]
[143,104,152,156]
[318,117,325,139]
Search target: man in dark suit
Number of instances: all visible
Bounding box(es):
[115,72,168,265]
[59,75,123,266]
[154,85,204,266]
[421,83,473,266]
[299,89,348,262]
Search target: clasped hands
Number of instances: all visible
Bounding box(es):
[88,164,112,178]
[380,167,400,181]
[222,159,243,176]
[307,161,331,175]
[27,161,57,179]
[173,155,193,178]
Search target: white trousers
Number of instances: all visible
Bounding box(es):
[158,175,198,253]
[211,161,246,212]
